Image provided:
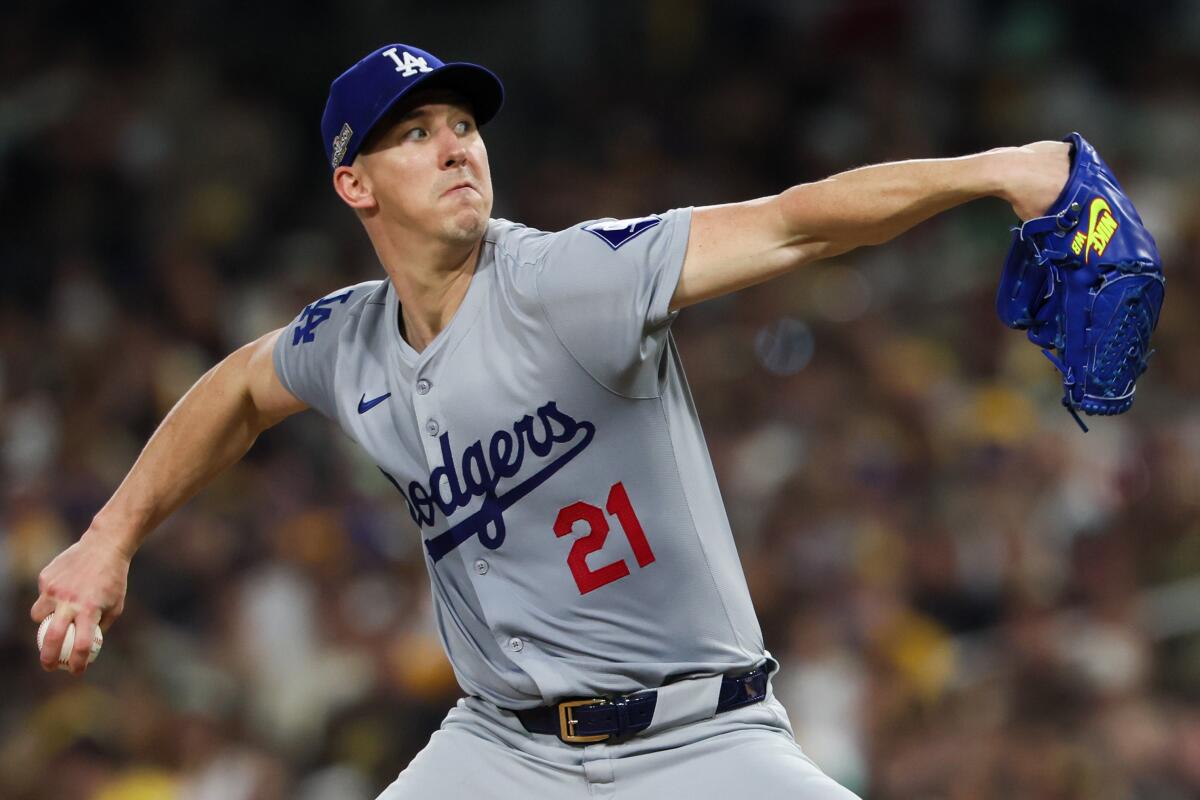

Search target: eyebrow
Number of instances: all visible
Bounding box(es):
[395,108,430,125]
[392,98,474,126]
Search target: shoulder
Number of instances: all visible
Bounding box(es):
[274,279,387,420]
[573,212,671,247]
[548,209,692,263]
[532,209,693,284]
[283,279,386,348]
[484,217,553,267]
[486,210,689,272]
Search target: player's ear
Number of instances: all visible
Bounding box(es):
[333,164,375,210]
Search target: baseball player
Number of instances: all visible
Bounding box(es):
[32,43,1070,798]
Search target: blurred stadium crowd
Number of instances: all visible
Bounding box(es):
[3,1,1200,798]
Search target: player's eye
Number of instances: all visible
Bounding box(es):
[454,120,474,135]
[404,127,429,141]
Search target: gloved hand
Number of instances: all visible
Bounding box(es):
[996,132,1165,432]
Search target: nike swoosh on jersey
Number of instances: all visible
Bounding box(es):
[358,392,392,414]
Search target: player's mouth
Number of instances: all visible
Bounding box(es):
[442,182,478,198]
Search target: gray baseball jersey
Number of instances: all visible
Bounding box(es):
[273,208,768,709]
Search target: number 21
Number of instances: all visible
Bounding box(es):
[553,482,655,595]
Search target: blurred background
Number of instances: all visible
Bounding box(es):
[2,1,1199,797]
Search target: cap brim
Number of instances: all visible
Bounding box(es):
[409,63,504,126]
[360,62,504,149]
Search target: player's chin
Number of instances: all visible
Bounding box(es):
[441,205,489,240]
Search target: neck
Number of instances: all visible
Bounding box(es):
[368,223,486,352]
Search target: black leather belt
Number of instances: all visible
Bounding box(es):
[515,666,770,744]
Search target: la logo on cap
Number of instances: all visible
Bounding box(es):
[382,47,435,77]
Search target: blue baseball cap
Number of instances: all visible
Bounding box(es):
[321,44,504,170]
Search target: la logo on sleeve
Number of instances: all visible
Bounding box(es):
[583,215,661,250]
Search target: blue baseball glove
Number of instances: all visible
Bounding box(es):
[996,132,1165,432]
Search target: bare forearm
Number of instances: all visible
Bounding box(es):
[87,346,270,556]
[30,331,300,669]
[778,150,1010,257]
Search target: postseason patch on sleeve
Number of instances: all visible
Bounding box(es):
[582,216,662,250]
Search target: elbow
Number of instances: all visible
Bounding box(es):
[776,184,869,263]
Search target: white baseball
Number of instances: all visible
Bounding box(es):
[37,613,103,670]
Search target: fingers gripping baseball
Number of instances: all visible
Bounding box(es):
[31,533,130,674]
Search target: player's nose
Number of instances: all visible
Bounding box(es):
[438,130,468,170]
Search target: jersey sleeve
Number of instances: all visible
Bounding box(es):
[534,207,693,398]
[272,283,367,420]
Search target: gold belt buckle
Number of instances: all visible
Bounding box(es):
[558,698,610,744]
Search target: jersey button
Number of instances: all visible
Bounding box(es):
[425,418,440,437]
[507,636,524,653]
[416,378,431,395]
[474,559,489,575]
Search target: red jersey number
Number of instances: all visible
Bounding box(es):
[553,482,656,595]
